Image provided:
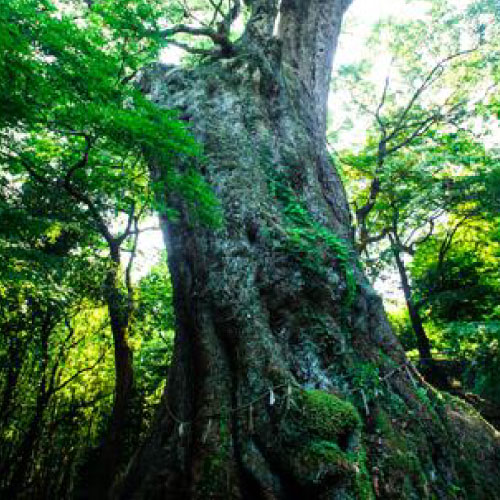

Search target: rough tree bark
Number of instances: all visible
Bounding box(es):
[115,1,500,498]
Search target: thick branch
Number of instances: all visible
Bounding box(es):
[63,134,92,184]
[159,16,236,57]
[116,202,136,245]
[167,39,223,57]
[160,24,220,40]
[243,0,279,39]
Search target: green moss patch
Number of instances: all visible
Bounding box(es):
[275,389,374,497]
[293,389,361,441]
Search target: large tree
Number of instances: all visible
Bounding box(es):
[116,1,500,499]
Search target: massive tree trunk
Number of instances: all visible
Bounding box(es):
[116,1,500,498]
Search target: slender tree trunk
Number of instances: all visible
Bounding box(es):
[106,251,135,456]
[0,335,24,428]
[83,245,135,498]
[5,391,50,496]
[3,315,52,497]
[116,2,500,498]
[390,242,451,389]
[391,246,432,362]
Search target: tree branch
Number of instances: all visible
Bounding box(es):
[207,0,225,27]
[116,202,136,245]
[357,227,389,254]
[375,71,392,134]
[408,219,435,254]
[166,39,221,57]
[63,134,93,185]
[387,46,479,143]
[49,351,107,396]
[159,19,235,56]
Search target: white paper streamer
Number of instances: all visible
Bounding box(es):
[269,389,276,406]
[361,390,370,416]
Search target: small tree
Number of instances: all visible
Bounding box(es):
[332,0,499,371]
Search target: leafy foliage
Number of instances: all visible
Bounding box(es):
[0,0,222,496]
[336,0,500,399]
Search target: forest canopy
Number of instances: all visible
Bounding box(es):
[0,0,499,499]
